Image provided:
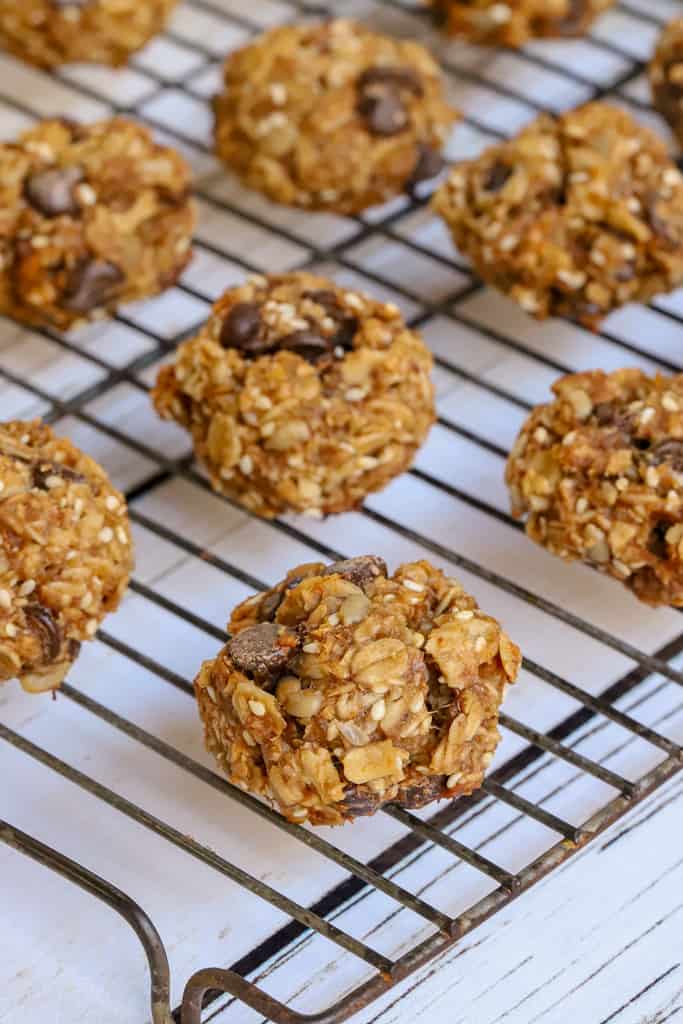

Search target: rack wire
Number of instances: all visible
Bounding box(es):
[1,1,683,1022]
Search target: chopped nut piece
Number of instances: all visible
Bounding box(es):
[195,555,520,825]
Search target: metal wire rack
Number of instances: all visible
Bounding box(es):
[1,1,683,1022]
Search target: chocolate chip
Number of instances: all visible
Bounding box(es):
[32,461,86,491]
[483,162,512,193]
[647,521,670,559]
[278,329,333,363]
[649,439,683,472]
[228,622,300,679]
[63,258,124,314]
[323,555,387,590]
[405,144,445,195]
[219,302,271,355]
[398,773,448,809]
[24,604,62,662]
[357,67,423,97]
[25,165,84,218]
[303,290,358,352]
[357,66,422,138]
[340,784,383,818]
[633,437,651,451]
[358,90,410,136]
[260,588,285,622]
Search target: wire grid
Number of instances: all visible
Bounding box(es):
[1,1,683,1022]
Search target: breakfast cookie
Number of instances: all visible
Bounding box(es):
[0,420,133,693]
[151,272,435,519]
[0,0,178,67]
[434,102,683,329]
[651,18,683,148]
[431,0,614,45]
[213,18,458,213]
[506,369,683,606]
[0,117,195,331]
[194,555,521,825]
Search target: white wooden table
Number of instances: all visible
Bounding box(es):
[1,2,682,1022]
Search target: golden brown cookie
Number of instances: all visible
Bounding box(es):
[213,18,458,213]
[151,272,435,519]
[0,0,178,67]
[0,117,196,331]
[431,0,615,45]
[434,103,683,329]
[195,555,521,825]
[506,369,683,607]
[0,420,133,693]
[651,18,683,148]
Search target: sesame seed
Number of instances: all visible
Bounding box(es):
[456,610,474,621]
[5,623,16,638]
[18,580,36,597]
[345,387,366,402]
[447,772,462,789]
[640,407,655,424]
[116,526,128,545]
[248,699,266,717]
[662,392,679,412]
[239,455,253,475]
[403,579,424,592]
[85,618,98,636]
[475,636,487,653]
[105,495,119,511]
[80,592,93,610]
[98,527,113,543]
[0,590,11,611]
[576,497,588,514]
[327,613,340,626]
[616,477,629,491]
[243,729,256,747]
[302,642,320,654]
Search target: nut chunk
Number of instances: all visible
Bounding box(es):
[0,117,196,331]
[213,18,458,213]
[434,103,683,328]
[0,421,133,693]
[506,369,683,607]
[194,556,521,826]
[651,18,683,149]
[0,0,178,68]
[431,0,614,46]
[152,272,435,519]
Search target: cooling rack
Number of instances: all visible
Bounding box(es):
[1,1,683,1022]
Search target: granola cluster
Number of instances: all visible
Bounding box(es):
[0,0,177,67]
[0,420,133,693]
[434,103,683,328]
[0,117,196,331]
[152,272,435,519]
[195,556,520,826]
[431,0,614,45]
[506,369,683,607]
[213,18,458,213]
[651,18,683,148]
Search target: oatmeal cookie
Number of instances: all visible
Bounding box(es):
[506,369,683,606]
[0,117,196,331]
[651,18,683,149]
[433,102,683,329]
[213,18,458,213]
[151,272,435,519]
[431,0,614,46]
[0,0,178,68]
[0,420,133,693]
[195,555,521,826]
